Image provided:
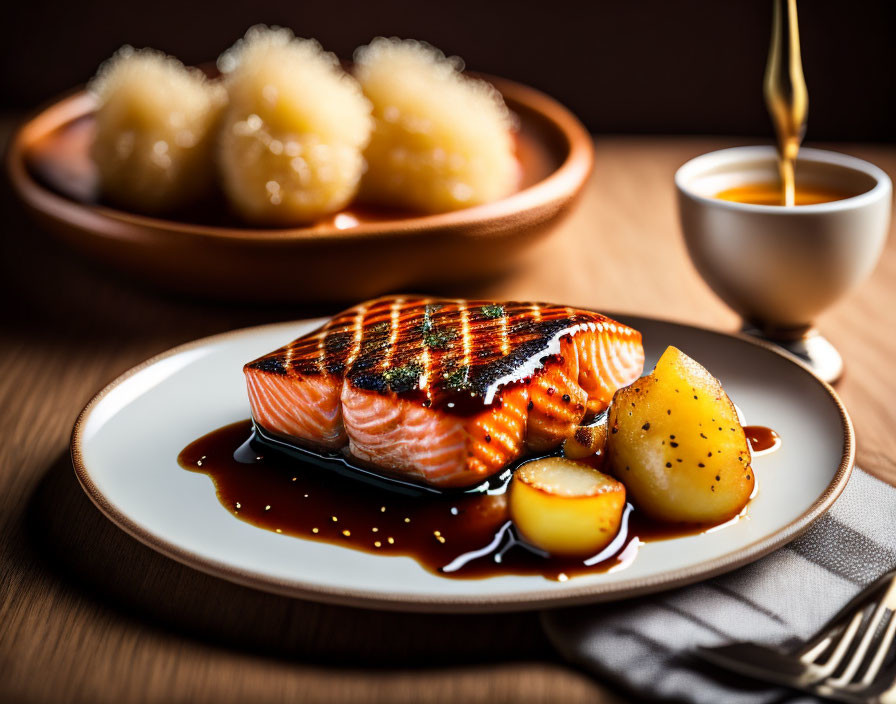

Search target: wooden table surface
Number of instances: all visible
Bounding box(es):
[2,120,894,703]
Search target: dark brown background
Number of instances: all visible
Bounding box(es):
[4,0,895,139]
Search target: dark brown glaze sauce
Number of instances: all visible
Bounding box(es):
[178,420,780,580]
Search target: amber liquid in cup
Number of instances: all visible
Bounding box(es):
[715,183,853,206]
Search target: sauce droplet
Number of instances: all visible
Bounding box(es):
[744,425,781,454]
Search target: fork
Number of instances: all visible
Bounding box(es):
[695,569,896,703]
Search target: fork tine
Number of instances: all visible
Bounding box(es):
[806,609,867,680]
[800,571,896,655]
[860,610,896,686]
[696,571,896,700]
[827,596,893,686]
[799,572,896,671]
[800,631,835,664]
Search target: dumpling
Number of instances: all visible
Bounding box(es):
[90,46,225,213]
[354,38,518,213]
[217,26,372,225]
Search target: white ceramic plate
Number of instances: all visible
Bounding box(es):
[72,315,853,612]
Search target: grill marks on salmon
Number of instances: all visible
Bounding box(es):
[245,297,644,488]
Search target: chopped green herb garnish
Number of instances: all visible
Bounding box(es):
[422,328,456,349]
[480,304,505,319]
[382,363,423,393]
[421,304,443,332]
[444,364,471,391]
[420,303,455,348]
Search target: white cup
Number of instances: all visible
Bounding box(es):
[675,146,891,382]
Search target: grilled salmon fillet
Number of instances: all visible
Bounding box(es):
[245,297,644,489]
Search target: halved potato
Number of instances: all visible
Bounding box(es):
[606,346,754,523]
[509,457,625,557]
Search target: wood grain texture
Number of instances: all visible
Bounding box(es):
[1,118,893,703]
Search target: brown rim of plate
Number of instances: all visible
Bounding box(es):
[7,75,594,244]
[69,313,855,613]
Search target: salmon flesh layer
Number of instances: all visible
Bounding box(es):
[245,297,644,489]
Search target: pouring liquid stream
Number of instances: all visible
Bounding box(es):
[764,0,808,207]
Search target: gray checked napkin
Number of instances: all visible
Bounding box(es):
[542,468,896,703]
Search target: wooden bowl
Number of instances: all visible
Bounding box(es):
[7,76,593,303]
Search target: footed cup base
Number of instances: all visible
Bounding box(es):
[741,324,843,384]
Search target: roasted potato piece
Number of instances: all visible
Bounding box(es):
[509,457,625,557]
[563,421,608,464]
[606,346,753,523]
